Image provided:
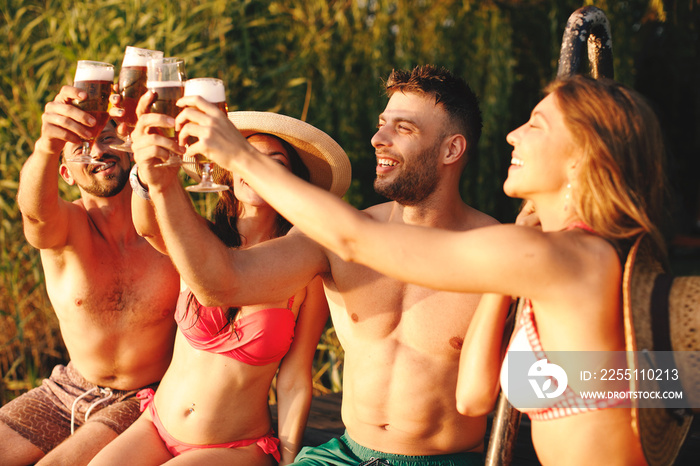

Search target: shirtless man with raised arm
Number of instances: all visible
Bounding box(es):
[132,65,498,465]
[0,85,180,466]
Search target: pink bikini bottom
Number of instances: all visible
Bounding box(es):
[136,388,280,461]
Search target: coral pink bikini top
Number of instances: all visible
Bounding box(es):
[175,290,296,366]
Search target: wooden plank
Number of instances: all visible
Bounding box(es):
[270,392,344,447]
[300,392,344,446]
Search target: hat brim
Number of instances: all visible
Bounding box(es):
[182,154,202,183]
[622,235,693,465]
[228,111,351,197]
[182,112,352,197]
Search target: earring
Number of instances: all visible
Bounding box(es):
[564,183,571,211]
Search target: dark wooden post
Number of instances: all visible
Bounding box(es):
[485,298,523,466]
[485,391,523,466]
[557,6,614,80]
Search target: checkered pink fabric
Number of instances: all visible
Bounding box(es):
[520,300,628,421]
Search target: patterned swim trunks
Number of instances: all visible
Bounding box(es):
[0,362,156,453]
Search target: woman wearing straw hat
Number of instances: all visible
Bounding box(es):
[172,75,681,465]
[89,106,351,465]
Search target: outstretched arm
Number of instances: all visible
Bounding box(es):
[132,93,328,308]
[130,180,168,255]
[129,90,193,257]
[17,86,96,249]
[175,97,581,301]
[275,276,330,464]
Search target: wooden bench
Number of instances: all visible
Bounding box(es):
[298,392,345,446]
[270,392,344,447]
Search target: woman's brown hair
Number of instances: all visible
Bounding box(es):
[547,75,670,257]
[186,134,310,332]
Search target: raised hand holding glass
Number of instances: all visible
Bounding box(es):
[67,60,114,165]
[146,57,186,168]
[110,46,163,152]
[183,78,229,193]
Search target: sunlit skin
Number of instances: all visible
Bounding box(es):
[3,85,180,466]
[61,122,132,197]
[496,94,644,464]
[88,98,330,465]
[233,134,292,210]
[372,92,447,205]
[159,88,648,465]
[503,93,579,221]
[131,89,500,458]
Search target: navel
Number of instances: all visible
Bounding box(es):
[449,336,464,350]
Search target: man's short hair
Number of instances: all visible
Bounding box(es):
[385,65,482,159]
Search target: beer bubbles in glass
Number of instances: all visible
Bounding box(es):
[111,46,163,152]
[68,60,114,165]
[183,78,229,193]
[147,57,186,168]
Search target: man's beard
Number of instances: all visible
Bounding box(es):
[78,170,129,198]
[374,143,440,206]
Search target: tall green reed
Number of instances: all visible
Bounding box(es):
[1,0,668,404]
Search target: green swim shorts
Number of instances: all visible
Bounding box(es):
[291,431,484,466]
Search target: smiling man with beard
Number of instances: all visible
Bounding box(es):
[58,125,131,198]
[1,85,180,466]
[373,128,442,206]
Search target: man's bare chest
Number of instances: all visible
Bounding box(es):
[326,264,481,351]
[43,243,178,321]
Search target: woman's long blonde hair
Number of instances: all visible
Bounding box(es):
[547,76,670,257]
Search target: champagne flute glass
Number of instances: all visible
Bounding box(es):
[110,46,163,151]
[183,78,229,193]
[67,60,114,165]
[147,57,186,168]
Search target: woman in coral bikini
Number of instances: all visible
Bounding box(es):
[178,76,669,465]
[89,107,351,465]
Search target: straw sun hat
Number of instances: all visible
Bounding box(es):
[185,111,351,198]
[622,234,700,465]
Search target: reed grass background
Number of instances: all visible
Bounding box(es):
[1,0,698,404]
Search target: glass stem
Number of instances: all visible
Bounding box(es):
[201,163,213,183]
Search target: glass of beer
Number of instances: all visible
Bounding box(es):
[146,57,186,168]
[183,78,229,193]
[68,60,114,165]
[111,46,163,151]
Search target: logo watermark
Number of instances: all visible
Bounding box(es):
[504,351,699,410]
[528,359,568,399]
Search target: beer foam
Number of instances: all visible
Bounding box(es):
[74,64,114,83]
[122,47,163,67]
[184,79,225,102]
[147,81,185,89]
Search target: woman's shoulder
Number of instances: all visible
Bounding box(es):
[521,227,621,302]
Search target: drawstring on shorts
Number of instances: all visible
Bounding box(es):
[70,387,113,434]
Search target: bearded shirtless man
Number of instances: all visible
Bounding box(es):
[0,85,180,466]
